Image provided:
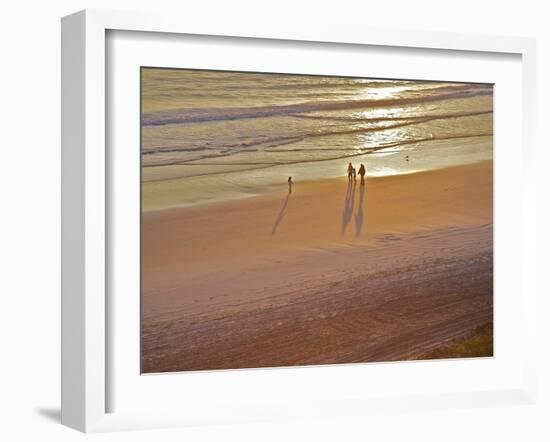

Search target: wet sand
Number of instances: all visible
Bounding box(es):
[141,161,493,373]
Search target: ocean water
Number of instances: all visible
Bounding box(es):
[141,68,493,210]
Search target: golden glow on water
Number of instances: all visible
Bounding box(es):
[353,84,412,101]
[141,68,493,209]
[369,166,426,177]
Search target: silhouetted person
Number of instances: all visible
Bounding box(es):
[347,162,353,182]
[288,176,293,193]
[358,163,366,185]
[352,167,357,183]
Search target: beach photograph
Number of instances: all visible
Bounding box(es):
[140,68,493,373]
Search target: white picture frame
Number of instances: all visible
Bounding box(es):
[61,9,538,433]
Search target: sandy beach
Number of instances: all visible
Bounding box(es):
[141,160,493,373]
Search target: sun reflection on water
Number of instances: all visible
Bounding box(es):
[353,84,412,101]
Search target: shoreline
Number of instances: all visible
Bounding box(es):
[142,155,492,212]
[142,167,431,213]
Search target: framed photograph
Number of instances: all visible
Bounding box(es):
[61,9,538,432]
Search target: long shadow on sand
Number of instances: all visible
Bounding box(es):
[354,183,366,237]
[272,192,291,235]
[341,180,356,234]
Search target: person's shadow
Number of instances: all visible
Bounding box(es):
[341,180,356,234]
[272,192,291,235]
[354,183,366,237]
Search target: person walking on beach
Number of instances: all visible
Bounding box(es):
[358,163,366,185]
[288,176,293,193]
[347,162,354,182]
[352,167,357,183]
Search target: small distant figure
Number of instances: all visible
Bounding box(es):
[288,176,293,193]
[358,163,366,185]
[405,155,409,163]
[347,162,354,182]
[352,167,357,183]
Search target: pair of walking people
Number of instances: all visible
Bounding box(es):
[347,162,366,185]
